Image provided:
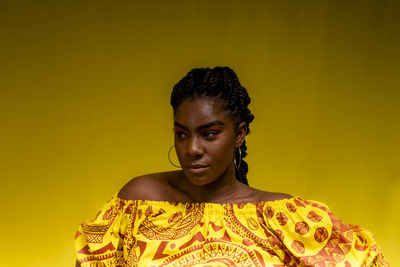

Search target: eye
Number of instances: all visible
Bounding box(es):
[175,131,187,138]
[202,131,218,138]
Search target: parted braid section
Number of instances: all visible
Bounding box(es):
[171,67,254,185]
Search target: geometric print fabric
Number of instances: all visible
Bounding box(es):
[75,195,388,266]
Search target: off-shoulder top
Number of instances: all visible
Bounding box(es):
[74,195,388,266]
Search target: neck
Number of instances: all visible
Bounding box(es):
[177,165,246,203]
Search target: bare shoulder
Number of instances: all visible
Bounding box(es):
[248,187,293,202]
[262,191,293,202]
[118,171,179,201]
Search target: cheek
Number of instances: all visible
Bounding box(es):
[174,142,184,159]
[214,140,235,163]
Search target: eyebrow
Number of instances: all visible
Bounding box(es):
[174,121,225,131]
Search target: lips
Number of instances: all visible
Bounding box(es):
[186,164,209,174]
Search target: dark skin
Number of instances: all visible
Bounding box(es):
[76,98,291,266]
[118,98,292,203]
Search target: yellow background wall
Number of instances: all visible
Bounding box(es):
[1,1,399,265]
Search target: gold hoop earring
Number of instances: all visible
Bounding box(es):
[168,145,181,168]
[234,148,241,170]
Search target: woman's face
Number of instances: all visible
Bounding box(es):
[173,97,245,186]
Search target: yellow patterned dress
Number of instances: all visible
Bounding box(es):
[75,195,388,266]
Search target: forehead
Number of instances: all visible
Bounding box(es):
[174,98,232,126]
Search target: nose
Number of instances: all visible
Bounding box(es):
[186,136,204,157]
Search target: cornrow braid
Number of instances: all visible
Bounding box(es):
[170,67,254,185]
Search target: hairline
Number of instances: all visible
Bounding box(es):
[172,95,244,129]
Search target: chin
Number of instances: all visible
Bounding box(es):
[183,169,216,186]
[192,178,216,186]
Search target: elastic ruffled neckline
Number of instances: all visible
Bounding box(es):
[114,194,302,211]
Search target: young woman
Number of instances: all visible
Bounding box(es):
[75,67,387,266]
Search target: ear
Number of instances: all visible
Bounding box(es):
[235,122,247,147]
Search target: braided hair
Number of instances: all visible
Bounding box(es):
[170,67,254,185]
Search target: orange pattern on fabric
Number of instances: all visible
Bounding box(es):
[75,196,388,266]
